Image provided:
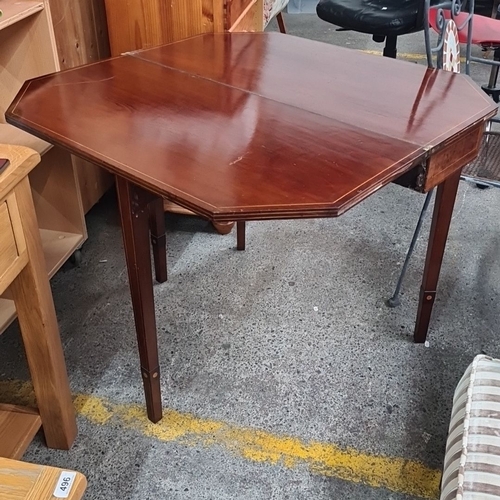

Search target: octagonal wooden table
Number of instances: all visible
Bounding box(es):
[6,33,496,423]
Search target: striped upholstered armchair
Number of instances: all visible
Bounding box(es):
[441,355,500,499]
[264,0,289,32]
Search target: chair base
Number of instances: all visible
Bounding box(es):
[382,35,397,58]
[372,34,398,58]
[482,84,500,102]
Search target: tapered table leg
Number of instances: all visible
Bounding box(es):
[414,170,461,343]
[10,178,77,449]
[237,221,246,251]
[116,177,162,422]
[148,197,167,283]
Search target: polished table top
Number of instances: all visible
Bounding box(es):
[7,33,495,221]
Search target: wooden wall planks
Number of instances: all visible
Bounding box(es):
[104,0,222,56]
[48,0,113,213]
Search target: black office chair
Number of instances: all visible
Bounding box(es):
[316,0,495,58]
[316,0,435,58]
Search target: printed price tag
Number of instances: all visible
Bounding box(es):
[53,471,77,498]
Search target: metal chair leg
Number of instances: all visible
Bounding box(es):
[386,190,434,308]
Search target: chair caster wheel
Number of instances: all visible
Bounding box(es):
[70,249,82,267]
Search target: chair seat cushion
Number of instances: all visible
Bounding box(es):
[441,355,500,499]
[316,0,425,36]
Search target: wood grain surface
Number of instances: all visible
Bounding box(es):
[104,0,221,55]
[0,457,86,499]
[7,33,495,222]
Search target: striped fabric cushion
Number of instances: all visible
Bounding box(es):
[263,0,289,27]
[441,355,500,500]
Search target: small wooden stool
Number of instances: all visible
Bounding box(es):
[0,457,86,499]
[0,144,77,457]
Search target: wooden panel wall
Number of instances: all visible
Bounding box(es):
[226,0,253,29]
[104,0,225,56]
[48,0,110,68]
[47,0,114,213]
[228,0,263,32]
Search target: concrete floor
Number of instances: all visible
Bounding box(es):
[1,13,500,500]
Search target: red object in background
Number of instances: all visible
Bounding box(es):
[429,8,500,45]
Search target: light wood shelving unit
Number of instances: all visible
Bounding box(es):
[0,0,87,335]
[0,144,77,457]
[0,0,44,30]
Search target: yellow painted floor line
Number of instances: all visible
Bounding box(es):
[361,49,476,63]
[362,49,428,60]
[0,380,441,499]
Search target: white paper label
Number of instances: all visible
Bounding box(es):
[53,471,77,498]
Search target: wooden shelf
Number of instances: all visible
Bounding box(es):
[0,298,15,333]
[41,229,85,279]
[0,404,41,459]
[0,2,86,458]
[0,123,51,155]
[0,0,44,32]
[0,229,84,334]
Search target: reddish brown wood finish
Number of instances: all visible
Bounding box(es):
[7,34,495,222]
[6,33,496,417]
[414,170,462,343]
[424,122,484,191]
[148,197,168,283]
[115,177,162,422]
[237,221,246,251]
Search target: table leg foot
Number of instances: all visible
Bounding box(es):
[237,221,246,251]
[149,197,167,283]
[414,170,461,343]
[116,177,163,422]
[141,367,162,423]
